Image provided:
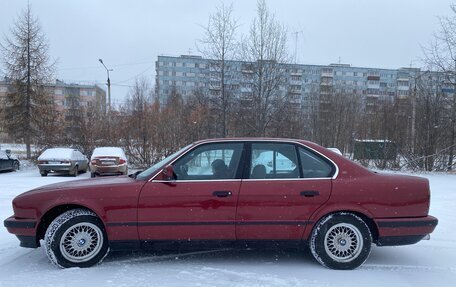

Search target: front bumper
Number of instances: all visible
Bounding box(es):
[4,216,39,248]
[375,215,438,246]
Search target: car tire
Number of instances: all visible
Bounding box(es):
[91,172,96,178]
[71,165,78,177]
[12,161,19,171]
[40,171,48,177]
[310,212,372,270]
[44,209,109,268]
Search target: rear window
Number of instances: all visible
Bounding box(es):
[38,148,74,160]
[91,147,126,160]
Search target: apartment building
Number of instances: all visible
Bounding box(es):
[155,55,451,114]
[0,78,106,141]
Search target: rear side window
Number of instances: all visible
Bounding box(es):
[250,143,299,179]
[299,147,333,178]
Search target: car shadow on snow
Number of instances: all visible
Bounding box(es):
[103,247,314,267]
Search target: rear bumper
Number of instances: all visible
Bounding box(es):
[375,215,438,246]
[4,216,39,248]
[38,164,72,172]
[90,164,127,175]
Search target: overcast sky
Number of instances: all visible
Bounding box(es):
[0,0,454,103]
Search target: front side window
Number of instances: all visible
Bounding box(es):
[173,143,243,180]
[250,143,299,179]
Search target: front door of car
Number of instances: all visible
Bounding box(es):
[0,151,6,170]
[236,142,334,240]
[138,142,245,241]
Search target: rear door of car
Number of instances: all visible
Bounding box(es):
[235,142,334,240]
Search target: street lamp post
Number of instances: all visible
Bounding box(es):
[98,59,112,113]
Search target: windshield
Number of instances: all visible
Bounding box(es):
[135,144,192,180]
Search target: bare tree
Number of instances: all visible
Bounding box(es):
[423,5,456,170]
[239,0,290,136]
[0,4,55,158]
[121,77,157,168]
[198,3,239,137]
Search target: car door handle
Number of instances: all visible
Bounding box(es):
[300,190,320,197]
[213,191,232,197]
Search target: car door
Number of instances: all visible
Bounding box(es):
[236,142,334,240]
[0,151,6,170]
[138,142,245,241]
[76,151,87,171]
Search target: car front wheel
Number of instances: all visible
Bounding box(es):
[310,212,372,270]
[44,209,109,268]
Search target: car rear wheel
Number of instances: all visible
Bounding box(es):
[71,165,78,177]
[40,171,48,177]
[44,209,109,268]
[310,212,372,270]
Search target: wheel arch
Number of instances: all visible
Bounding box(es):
[305,209,379,243]
[36,204,104,244]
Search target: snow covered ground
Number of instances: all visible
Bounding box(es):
[0,167,455,287]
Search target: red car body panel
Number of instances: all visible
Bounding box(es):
[236,179,331,240]
[4,138,438,250]
[137,180,241,240]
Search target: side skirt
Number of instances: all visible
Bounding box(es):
[109,240,308,252]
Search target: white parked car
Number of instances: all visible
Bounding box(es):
[90,147,128,177]
[37,148,88,177]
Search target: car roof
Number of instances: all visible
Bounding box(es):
[193,137,311,145]
[38,148,77,160]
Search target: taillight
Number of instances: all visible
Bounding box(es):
[119,159,126,164]
[91,159,98,165]
[38,160,47,164]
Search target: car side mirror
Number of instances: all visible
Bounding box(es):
[161,165,176,181]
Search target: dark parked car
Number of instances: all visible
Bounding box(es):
[0,150,20,172]
[4,138,438,269]
[37,148,88,177]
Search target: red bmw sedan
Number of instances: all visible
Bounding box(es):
[4,138,438,269]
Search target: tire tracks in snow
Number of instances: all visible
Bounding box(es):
[362,263,456,273]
